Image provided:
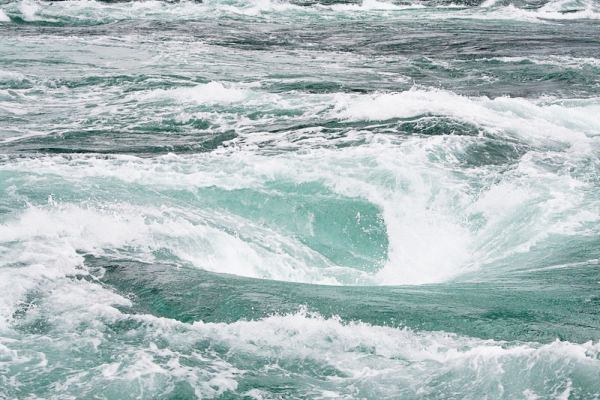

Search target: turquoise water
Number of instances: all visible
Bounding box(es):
[1,0,600,398]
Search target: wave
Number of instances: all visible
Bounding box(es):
[2,110,598,285]
[484,55,600,69]
[0,8,10,21]
[146,310,600,398]
[134,81,249,104]
[0,201,365,292]
[1,85,599,286]
[322,0,425,11]
[131,84,600,147]
[0,70,26,82]
[1,0,598,24]
[2,288,599,398]
[334,88,599,151]
[127,84,600,151]
[0,0,414,23]
[18,0,41,20]
[534,0,600,19]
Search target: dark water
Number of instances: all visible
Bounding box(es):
[0,0,599,398]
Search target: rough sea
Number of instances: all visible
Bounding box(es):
[0,0,599,398]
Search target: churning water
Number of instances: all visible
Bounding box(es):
[0,0,599,398]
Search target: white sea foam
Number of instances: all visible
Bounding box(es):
[535,0,600,20]
[0,196,379,301]
[5,0,596,24]
[466,163,591,266]
[208,0,304,16]
[33,83,596,154]
[486,55,600,69]
[18,0,40,21]
[0,9,10,22]
[0,143,476,285]
[480,0,500,7]
[6,283,599,398]
[2,118,596,287]
[0,70,25,81]
[0,269,240,397]
[136,82,249,105]
[206,312,599,397]
[335,88,599,151]
[6,264,597,399]
[421,0,600,22]
[325,0,424,12]
[122,310,600,397]
[0,145,597,391]
[0,0,597,27]
[0,88,598,288]
[190,308,600,362]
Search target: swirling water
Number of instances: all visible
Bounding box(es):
[0,0,599,398]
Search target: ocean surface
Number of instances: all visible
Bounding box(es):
[1,0,599,398]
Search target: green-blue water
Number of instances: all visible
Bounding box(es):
[1,0,599,398]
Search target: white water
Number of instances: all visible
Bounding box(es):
[2,81,599,287]
[2,286,599,398]
[0,8,10,22]
[1,0,598,24]
[1,0,599,397]
[1,106,598,285]
[136,82,249,105]
[335,88,598,151]
[1,84,598,290]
